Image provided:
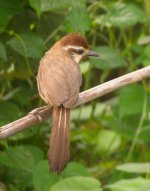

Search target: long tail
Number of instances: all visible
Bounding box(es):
[48,106,70,174]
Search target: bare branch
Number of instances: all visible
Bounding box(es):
[0,107,51,140]
[74,66,150,107]
[1,66,150,140]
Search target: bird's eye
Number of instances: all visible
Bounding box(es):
[67,47,84,55]
[77,49,84,54]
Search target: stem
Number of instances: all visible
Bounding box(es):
[126,90,147,161]
[121,29,135,70]
[107,27,117,48]
[4,29,34,77]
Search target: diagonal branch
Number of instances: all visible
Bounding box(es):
[0,65,150,140]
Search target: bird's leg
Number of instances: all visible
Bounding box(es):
[28,106,49,122]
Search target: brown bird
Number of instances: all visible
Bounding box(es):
[37,33,99,173]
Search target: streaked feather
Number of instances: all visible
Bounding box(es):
[48,106,70,173]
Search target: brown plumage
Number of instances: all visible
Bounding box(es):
[60,33,89,49]
[50,107,70,172]
[37,33,98,173]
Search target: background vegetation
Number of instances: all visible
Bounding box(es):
[0,0,150,190]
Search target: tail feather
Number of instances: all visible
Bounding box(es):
[48,106,70,173]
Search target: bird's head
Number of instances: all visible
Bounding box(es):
[59,33,99,63]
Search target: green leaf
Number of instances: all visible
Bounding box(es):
[144,44,150,59]
[0,42,7,61]
[5,170,33,190]
[65,6,91,33]
[91,46,126,70]
[116,163,150,173]
[2,87,20,101]
[7,32,45,59]
[138,36,150,45]
[51,176,102,191]
[107,177,150,191]
[27,146,44,164]
[29,0,85,15]
[143,59,150,67]
[0,101,20,121]
[119,84,145,118]
[43,0,86,12]
[95,130,121,154]
[105,116,150,142]
[71,103,106,121]
[12,88,31,107]
[0,0,22,27]
[29,0,41,17]
[80,61,90,74]
[33,160,59,191]
[95,2,147,28]
[0,145,44,171]
[62,162,90,178]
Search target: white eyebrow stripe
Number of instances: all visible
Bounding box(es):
[64,45,84,51]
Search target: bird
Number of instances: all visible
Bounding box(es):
[37,33,99,174]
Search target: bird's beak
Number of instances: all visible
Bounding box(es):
[87,50,99,57]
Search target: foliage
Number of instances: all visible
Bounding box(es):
[0,0,150,190]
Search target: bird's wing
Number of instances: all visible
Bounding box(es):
[37,57,81,107]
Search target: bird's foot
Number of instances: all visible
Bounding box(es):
[28,106,48,122]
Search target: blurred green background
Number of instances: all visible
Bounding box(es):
[0,0,150,190]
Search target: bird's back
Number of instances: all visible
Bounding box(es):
[37,45,82,108]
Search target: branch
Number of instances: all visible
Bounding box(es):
[1,66,150,140]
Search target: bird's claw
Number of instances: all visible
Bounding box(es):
[29,108,43,122]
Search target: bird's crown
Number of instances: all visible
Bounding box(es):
[60,33,89,49]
